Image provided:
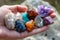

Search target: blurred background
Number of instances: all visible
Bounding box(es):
[0,0,60,13]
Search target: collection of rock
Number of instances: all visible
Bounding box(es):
[4,5,55,32]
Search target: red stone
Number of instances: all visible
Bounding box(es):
[43,16,54,26]
[27,9,38,20]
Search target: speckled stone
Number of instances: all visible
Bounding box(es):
[4,12,15,29]
[22,12,29,23]
[25,20,34,32]
[34,15,43,28]
[15,19,26,32]
[27,9,38,20]
[43,16,54,25]
[38,5,52,17]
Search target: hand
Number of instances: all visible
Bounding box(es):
[0,5,49,39]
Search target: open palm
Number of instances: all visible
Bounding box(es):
[0,5,48,39]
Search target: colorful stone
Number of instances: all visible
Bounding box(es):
[22,12,29,23]
[15,19,26,32]
[38,5,52,17]
[25,20,34,32]
[43,16,54,25]
[34,15,43,28]
[4,12,15,29]
[27,9,38,20]
[15,12,22,21]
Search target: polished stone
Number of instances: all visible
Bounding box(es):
[15,19,26,32]
[43,16,54,25]
[27,9,38,20]
[34,15,43,28]
[25,20,34,32]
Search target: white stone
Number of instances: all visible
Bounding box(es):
[34,15,43,27]
[15,12,22,21]
[4,12,15,29]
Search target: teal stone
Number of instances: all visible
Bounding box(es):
[34,15,43,27]
[22,12,29,23]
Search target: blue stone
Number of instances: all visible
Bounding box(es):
[22,12,29,23]
[15,19,26,32]
[38,5,51,17]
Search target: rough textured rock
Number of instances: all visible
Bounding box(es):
[15,19,26,32]
[25,20,34,32]
[22,12,29,23]
[38,5,52,17]
[34,15,43,28]
[43,16,54,25]
[4,12,15,29]
[27,9,38,20]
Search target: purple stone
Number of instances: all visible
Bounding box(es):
[43,16,54,25]
[38,5,51,17]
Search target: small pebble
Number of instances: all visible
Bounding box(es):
[43,16,54,25]
[34,15,43,28]
[4,12,15,29]
[27,9,38,20]
[22,12,29,23]
[15,19,26,32]
[25,20,34,32]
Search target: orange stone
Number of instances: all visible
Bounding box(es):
[25,20,34,32]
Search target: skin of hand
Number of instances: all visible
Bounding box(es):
[0,5,52,39]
